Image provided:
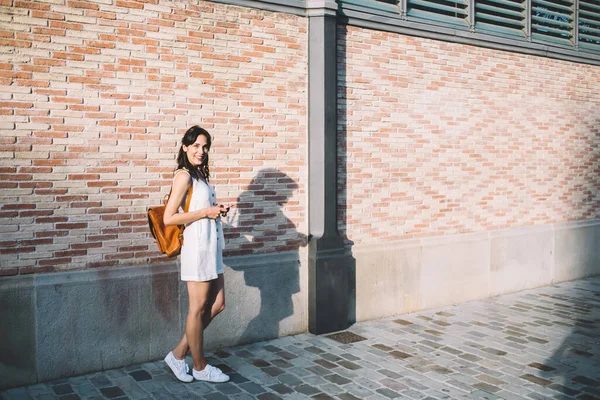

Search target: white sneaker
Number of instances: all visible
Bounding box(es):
[192,364,230,383]
[164,351,193,382]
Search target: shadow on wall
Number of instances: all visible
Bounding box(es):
[225,168,307,344]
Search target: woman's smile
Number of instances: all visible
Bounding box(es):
[184,135,209,167]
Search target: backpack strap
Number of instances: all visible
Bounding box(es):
[183,180,193,213]
[165,169,193,208]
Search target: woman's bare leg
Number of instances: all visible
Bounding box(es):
[184,281,211,371]
[173,274,225,360]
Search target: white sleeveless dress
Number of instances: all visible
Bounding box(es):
[179,173,225,282]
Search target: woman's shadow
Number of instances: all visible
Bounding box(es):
[223,168,307,345]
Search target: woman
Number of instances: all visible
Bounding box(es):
[162,126,230,383]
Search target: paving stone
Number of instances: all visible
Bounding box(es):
[525,389,553,400]
[215,382,242,395]
[282,394,309,400]
[476,374,507,386]
[389,350,413,360]
[251,358,269,368]
[228,373,250,384]
[578,395,600,400]
[445,379,473,392]
[33,395,59,400]
[270,384,293,395]
[581,386,600,397]
[99,386,125,399]
[373,344,395,352]
[547,383,580,396]
[250,372,279,386]
[473,382,502,393]
[271,359,293,369]
[495,390,528,400]
[2,388,33,400]
[375,388,401,399]
[276,373,303,386]
[315,359,338,369]
[311,394,335,400]
[306,365,330,376]
[340,353,360,362]
[71,384,98,398]
[262,366,285,377]
[128,371,151,382]
[520,374,553,387]
[303,375,327,387]
[573,376,600,387]
[403,389,427,399]
[104,370,127,380]
[321,353,343,363]
[471,389,502,399]
[380,379,408,392]
[295,384,320,396]
[88,376,112,389]
[323,374,351,386]
[337,393,362,400]
[288,368,312,378]
[52,385,73,396]
[338,360,361,370]
[203,393,229,400]
[319,384,344,396]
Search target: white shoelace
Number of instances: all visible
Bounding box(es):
[205,365,221,379]
[174,357,187,374]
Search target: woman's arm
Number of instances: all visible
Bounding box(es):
[163,171,223,226]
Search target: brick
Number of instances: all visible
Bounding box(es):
[67,1,99,10]
[4,0,594,279]
[116,0,144,9]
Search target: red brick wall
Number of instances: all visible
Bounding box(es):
[338,25,600,244]
[0,0,308,275]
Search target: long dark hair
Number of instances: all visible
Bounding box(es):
[176,126,211,182]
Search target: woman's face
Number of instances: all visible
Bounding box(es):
[183,134,209,167]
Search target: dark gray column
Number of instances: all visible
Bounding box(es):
[307,1,351,335]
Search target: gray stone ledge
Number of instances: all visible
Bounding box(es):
[31,262,179,287]
[488,224,554,238]
[350,238,421,254]
[226,251,301,268]
[554,218,600,229]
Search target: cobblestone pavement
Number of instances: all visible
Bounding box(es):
[2,277,599,400]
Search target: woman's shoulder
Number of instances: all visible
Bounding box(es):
[174,168,192,178]
[173,169,193,187]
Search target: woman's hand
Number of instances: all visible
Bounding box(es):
[205,205,224,219]
[218,203,231,217]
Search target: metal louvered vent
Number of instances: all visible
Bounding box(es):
[531,0,574,44]
[407,0,469,26]
[579,1,600,48]
[475,0,526,36]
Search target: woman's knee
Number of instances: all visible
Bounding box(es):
[186,281,211,317]
[188,300,209,318]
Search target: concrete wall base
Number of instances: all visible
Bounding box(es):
[0,252,307,390]
[351,220,600,322]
